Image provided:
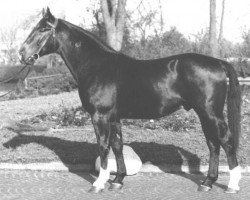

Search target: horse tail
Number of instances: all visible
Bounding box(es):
[222,61,242,151]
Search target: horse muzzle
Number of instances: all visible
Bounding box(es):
[18,51,39,65]
[26,54,39,65]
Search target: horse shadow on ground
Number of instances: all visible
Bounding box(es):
[3,133,226,190]
[130,142,226,190]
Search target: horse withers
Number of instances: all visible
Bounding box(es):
[19,8,242,194]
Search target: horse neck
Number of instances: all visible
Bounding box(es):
[56,20,108,82]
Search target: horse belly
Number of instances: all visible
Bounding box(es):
[118,95,182,119]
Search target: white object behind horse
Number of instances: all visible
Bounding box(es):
[95,145,142,175]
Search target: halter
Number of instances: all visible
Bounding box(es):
[27,18,58,63]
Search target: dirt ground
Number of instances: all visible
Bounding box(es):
[0,90,249,167]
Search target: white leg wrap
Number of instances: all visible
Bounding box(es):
[228,166,242,191]
[93,167,110,189]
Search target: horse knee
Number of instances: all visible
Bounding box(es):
[99,144,109,156]
[111,138,123,152]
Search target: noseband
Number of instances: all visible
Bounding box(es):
[27,18,58,63]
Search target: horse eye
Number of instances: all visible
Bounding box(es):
[39,28,45,32]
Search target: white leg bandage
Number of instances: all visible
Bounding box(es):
[93,167,110,189]
[228,166,242,191]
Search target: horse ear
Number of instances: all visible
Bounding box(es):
[46,7,52,16]
[43,7,55,21]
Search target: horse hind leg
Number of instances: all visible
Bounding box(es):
[196,111,221,192]
[196,108,241,193]
[218,118,241,193]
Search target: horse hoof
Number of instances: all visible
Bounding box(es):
[224,187,239,194]
[197,184,212,192]
[88,186,104,194]
[108,183,123,191]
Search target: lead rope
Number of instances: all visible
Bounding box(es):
[0,64,31,84]
[0,64,31,98]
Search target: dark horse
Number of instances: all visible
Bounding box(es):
[19,8,242,194]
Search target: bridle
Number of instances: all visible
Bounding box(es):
[26,18,58,63]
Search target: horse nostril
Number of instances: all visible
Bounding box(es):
[33,54,39,60]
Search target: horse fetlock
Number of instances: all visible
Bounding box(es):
[202,175,218,187]
[93,167,110,190]
[198,175,217,192]
[227,166,241,191]
[113,172,126,183]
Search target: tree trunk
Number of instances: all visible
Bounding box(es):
[209,0,218,57]
[158,0,164,33]
[218,0,225,43]
[100,0,126,51]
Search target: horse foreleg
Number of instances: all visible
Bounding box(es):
[109,121,126,191]
[89,112,111,193]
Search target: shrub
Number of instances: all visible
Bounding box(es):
[122,110,199,132]
[31,106,90,127]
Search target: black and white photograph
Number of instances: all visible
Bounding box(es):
[0,0,249,199]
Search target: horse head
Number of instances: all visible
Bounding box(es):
[19,7,59,65]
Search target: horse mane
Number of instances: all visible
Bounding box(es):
[60,19,119,54]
